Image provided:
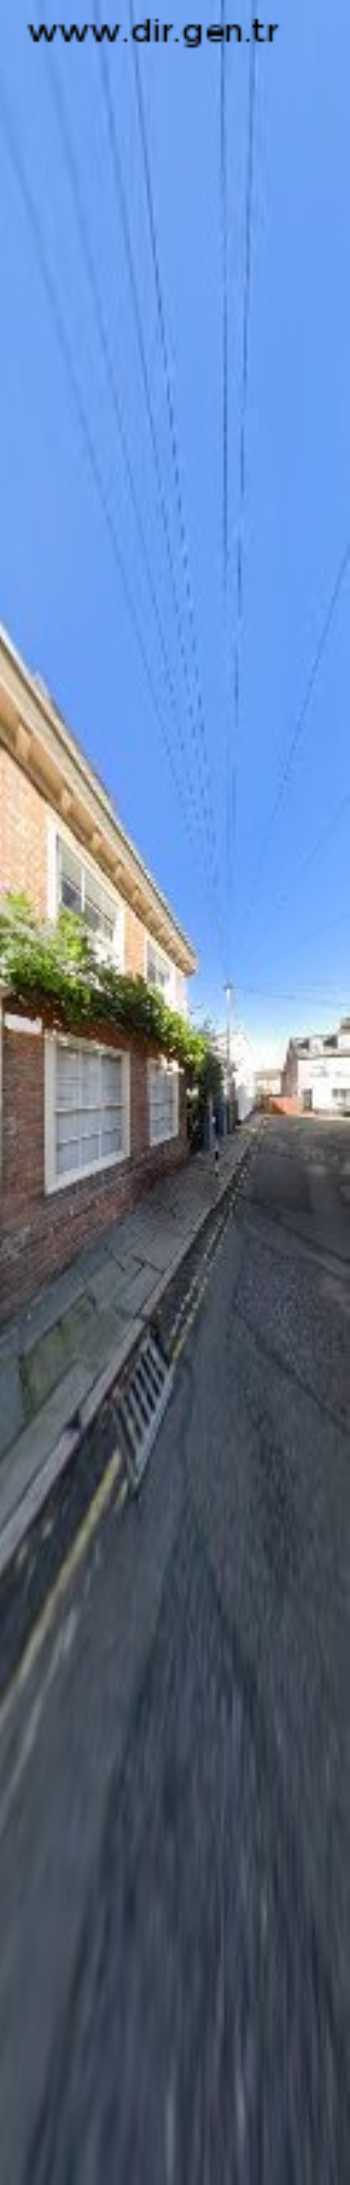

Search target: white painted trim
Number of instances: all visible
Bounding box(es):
[148,1058,179,1148]
[46,811,125,970]
[4,1014,42,1034]
[44,1032,56,1192]
[122,1049,131,1162]
[0,996,3,1182]
[44,1032,130,1195]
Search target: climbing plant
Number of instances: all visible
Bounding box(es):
[0,894,222,1094]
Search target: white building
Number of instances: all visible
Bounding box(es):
[255,1066,282,1100]
[282,1019,350,1114]
[214,1024,255,1121]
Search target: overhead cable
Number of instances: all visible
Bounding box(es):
[0,78,206,861]
[94,0,225,959]
[243,540,350,933]
[129,0,226,964]
[38,41,214,896]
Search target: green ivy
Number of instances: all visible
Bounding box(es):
[0,894,223,1095]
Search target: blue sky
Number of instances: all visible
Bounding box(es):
[0,1,349,1061]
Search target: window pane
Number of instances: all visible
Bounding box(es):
[147,944,169,994]
[56,1046,80,1108]
[59,843,82,916]
[80,1133,99,1168]
[101,1055,122,1102]
[57,1138,80,1177]
[54,1041,127,1182]
[81,1051,100,1105]
[84,894,101,935]
[101,1123,123,1156]
[101,1106,121,1133]
[61,875,82,915]
[57,1112,80,1148]
[80,1106,101,1139]
[149,1062,176,1143]
[101,909,116,943]
[85,875,115,945]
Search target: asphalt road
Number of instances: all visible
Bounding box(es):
[1,1115,350,2183]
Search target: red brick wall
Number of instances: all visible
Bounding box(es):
[0,1024,188,1322]
[125,903,146,978]
[0,749,47,916]
[0,754,189,1020]
[267,1096,302,1116]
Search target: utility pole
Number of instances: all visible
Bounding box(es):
[224,983,234,1079]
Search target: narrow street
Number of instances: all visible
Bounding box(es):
[1,1115,350,2183]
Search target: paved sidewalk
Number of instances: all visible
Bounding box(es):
[0,1123,258,1563]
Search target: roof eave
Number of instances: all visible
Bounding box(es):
[0,628,198,977]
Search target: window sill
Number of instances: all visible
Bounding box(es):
[149,1129,178,1149]
[45,1147,129,1196]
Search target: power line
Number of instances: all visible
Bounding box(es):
[229,41,256,937]
[220,0,232,963]
[220,0,229,583]
[237,785,350,962]
[235,41,256,633]
[0,77,206,859]
[244,539,350,933]
[221,39,256,972]
[237,787,350,1003]
[94,0,224,956]
[38,40,216,903]
[237,983,350,1007]
[128,1,226,967]
[273,787,350,919]
[294,909,350,951]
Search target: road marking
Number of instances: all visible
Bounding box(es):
[172,1153,254,1362]
[0,1445,123,1751]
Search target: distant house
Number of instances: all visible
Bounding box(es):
[213,1026,255,1122]
[0,627,197,1318]
[282,1022,350,1115]
[254,1067,282,1101]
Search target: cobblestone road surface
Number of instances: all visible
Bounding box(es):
[1,1117,350,2182]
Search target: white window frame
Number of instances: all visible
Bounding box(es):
[44,1033,130,1194]
[0,994,3,1184]
[47,814,125,970]
[144,931,176,1006]
[148,1058,179,1148]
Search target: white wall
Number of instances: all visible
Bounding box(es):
[236,1081,255,1122]
[297,1054,350,1112]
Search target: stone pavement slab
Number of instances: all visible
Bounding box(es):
[59,1295,98,1362]
[19,1264,89,1354]
[64,1303,133,1375]
[22,1321,72,1417]
[117,1264,161,1315]
[0,1358,25,1462]
[0,1363,92,1533]
[0,1123,258,1558]
[88,1259,142,1311]
[123,1230,182,1275]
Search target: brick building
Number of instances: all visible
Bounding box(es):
[0,628,197,1321]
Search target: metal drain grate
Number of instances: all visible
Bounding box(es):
[114,1332,174,1494]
